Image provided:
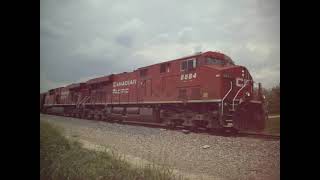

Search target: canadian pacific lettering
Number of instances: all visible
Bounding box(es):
[112,88,129,94]
[113,79,137,87]
[112,79,136,94]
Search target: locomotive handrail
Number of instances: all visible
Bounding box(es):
[76,96,90,108]
[221,81,233,116]
[232,80,249,110]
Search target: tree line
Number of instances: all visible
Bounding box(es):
[262,84,280,114]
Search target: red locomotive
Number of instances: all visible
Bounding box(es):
[40,51,267,132]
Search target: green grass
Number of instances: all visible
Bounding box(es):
[40,121,185,180]
[268,113,280,117]
[264,117,280,135]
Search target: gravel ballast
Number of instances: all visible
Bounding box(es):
[40,114,280,180]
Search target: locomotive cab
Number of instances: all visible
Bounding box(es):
[195,52,267,132]
[219,65,267,132]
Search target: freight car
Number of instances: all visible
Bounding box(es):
[40,51,268,133]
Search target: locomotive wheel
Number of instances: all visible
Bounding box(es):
[167,124,175,129]
[166,121,175,129]
[93,113,98,120]
[190,126,198,132]
[80,113,86,119]
[252,110,265,131]
[223,128,238,135]
[104,117,111,122]
[95,114,102,121]
[101,116,107,121]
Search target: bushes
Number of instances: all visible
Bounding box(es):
[260,84,280,114]
[40,121,183,180]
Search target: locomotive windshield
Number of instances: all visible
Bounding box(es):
[206,57,225,65]
[205,56,235,66]
[181,58,197,71]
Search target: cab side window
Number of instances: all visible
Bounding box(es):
[140,68,148,77]
[160,63,170,73]
[181,61,187,71]
[181,58,196,71]
[188,59,196,70]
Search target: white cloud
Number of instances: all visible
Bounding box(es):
[118,18,145,32]
[72,37,111,58]
[41,0,280,92]
[41,20,70,38]
[251,67,280,88]
[40,73,70,92]
[245,42,271,60]
[134,42,205,62]
[178,27,193,37]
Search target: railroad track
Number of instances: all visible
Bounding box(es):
[238,132,280,140]
[96,119,281,140]
[115,120,281,140]
[43,114,280,140]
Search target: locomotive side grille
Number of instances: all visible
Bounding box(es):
[178,89,187,100]
[190,88,201,100]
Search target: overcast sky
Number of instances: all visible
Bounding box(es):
[40,0,279,93]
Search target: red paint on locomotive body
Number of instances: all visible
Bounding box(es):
[41,51,267,132]
[43,51,254,105]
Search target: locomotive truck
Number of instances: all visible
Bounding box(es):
[40,51,267,133]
